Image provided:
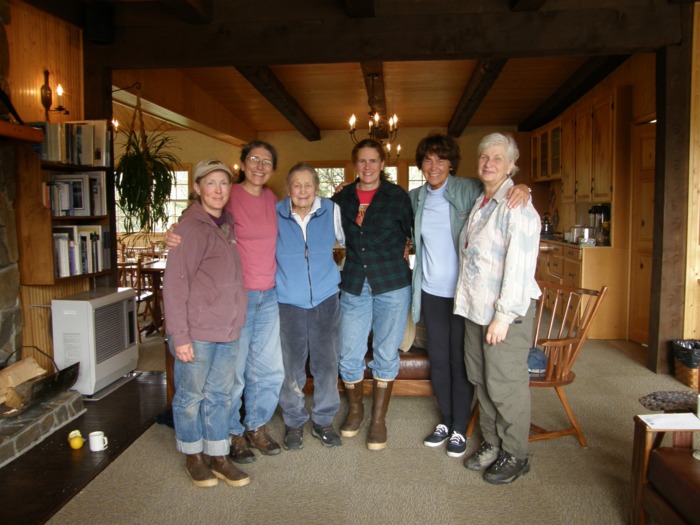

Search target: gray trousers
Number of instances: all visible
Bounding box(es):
[464,301,535,460]
[278,294,340,428]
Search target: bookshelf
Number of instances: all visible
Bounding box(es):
[15,123,114,286]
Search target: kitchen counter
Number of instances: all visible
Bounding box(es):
[539,237,610,248]
[536,237,627,339]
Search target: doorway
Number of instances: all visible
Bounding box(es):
[628,121,656,345]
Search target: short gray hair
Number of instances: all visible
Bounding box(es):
[286,162,320,189]
[477,133,520,177]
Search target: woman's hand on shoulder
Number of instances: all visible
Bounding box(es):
[506,184,531,209]
[164,223,183,249]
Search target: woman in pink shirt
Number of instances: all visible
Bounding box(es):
[166,140,284,464]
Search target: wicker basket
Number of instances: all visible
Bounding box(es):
[674,358,699,389]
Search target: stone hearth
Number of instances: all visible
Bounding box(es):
[0,391,85,469]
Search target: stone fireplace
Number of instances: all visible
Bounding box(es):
[0,132,23,367]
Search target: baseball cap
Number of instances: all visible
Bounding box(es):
[193,158,234,182]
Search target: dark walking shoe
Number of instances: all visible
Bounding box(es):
[245,425,282,456]
[311,423,343,447]
[284,426,304,450]
[229,434,256,464]
[423,424,450,447]
[446,431,467,458]
[464,441,501,471]
[483,450,530,484]
[208,455,251,487]
[185,452,218,488]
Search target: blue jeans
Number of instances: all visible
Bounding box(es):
[229,288,284,435]
[170,339,238,456]
[339,280,411,382]
[278,294,340,428]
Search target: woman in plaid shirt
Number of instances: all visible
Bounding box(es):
[332,139,413,451]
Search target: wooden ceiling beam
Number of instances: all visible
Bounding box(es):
[343,0,375,18]
[447,59,507,138]
[159,0,213,24]
[518,54,630,131]
[510,0,547,11]
[20,0,83,27]
[235,65,321,141]
[360,61,386,117]
[92,3,682,69]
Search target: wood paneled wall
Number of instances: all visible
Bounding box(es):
[6,1,88,364]
[6,0,83,123]
[20,281,90,371]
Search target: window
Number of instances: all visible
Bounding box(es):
[384,166,398,185]
[115,167,191,233]
[408,166,424,191]
[316,166,346,199]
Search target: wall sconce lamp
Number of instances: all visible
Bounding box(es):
[40,70,69,117]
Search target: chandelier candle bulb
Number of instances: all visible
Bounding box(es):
[349,114,356,130]
[56,84,64,107]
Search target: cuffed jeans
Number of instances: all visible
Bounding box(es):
[422,291,473,435]
[339,279,411,382]
[170,339,238,456]
[463,301,535,460]
[278,294,340,428]
[229,288,284,436]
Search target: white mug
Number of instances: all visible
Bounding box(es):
[89,431,109,452]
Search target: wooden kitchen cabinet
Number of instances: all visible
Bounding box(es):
[531,121,562,182]
[538,240,627,339]
[531,133,540,182]
[560,111,576,203]
[575,105,592,202]
[591,92,614,202]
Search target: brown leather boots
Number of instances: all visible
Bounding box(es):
[341,378,394,450]
[185,452,250,488]
[340,380,365,437]
[367,379,394,450]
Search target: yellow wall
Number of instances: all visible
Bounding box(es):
[258,125,521,198]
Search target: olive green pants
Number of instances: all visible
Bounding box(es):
[463,301,535,460]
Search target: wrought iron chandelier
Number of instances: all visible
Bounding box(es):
[348,74,400,161]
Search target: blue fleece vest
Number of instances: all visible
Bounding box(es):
[275,197,340,309]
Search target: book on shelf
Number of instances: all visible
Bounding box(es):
[76,225,107,272]
[44,171,106,217]
[88,171,107,216]
[72,119,111,167]
[52,232,71,278]
[50,174,90,217]
[28,120,111,166]
[52,224,109,276]
[52,226,83,276]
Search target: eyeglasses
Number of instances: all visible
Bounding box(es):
[246,156,273,168]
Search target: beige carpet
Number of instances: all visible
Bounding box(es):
[49,339,697,525]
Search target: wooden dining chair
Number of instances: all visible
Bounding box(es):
[117,259,156,342]
[529,280,608,447]
[465,281,608,448]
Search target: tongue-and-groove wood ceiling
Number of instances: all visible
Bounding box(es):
[25,0,688,144]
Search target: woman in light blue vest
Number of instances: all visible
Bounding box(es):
[276,163,345,450]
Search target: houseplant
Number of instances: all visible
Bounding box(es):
[114,89,180,235]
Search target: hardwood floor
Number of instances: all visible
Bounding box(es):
[0,372,167,525]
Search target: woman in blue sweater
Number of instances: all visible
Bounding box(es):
[275,163,345,450]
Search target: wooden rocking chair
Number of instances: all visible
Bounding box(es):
[465,281,608,448]
[528,280,608,447]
